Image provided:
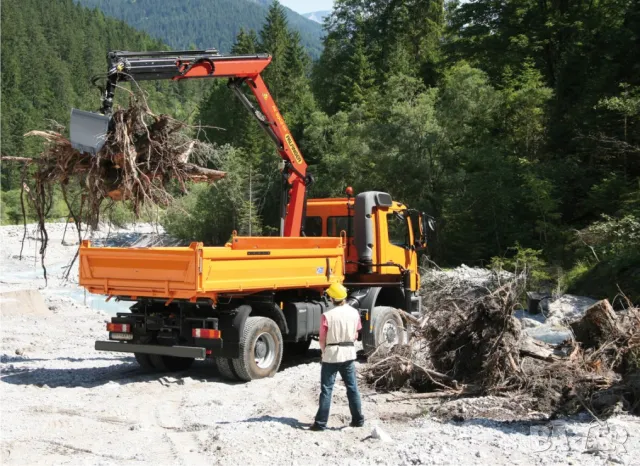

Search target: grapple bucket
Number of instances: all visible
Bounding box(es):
[70,108,110,155]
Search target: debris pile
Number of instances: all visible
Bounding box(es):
[14,102,224,221]
[364,270,640,417]
[2,100,225,280]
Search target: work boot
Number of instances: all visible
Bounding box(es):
[309,423,325,431]
[349,420,364,428]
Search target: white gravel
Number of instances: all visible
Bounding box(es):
[1,224,639,465]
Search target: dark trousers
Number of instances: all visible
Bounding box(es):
[314,360,364,429]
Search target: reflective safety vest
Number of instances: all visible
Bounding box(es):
[323,303,360,363]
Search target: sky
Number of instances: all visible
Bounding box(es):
[279,0,334,14]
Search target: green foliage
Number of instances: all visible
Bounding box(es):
[558,260,593,295]
[490,244,552,288]
[313,0,445,114]
[1,187,69,225]
[74,0,323,58]
[1,190,32,225]
[162,146,263,244]
[563,214,640,303]
[567,250,640,305]
[577,214,640,261]
[446,0,640,227]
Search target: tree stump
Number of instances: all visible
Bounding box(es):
[570,299,621,348]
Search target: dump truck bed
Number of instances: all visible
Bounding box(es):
[79,236,345,301]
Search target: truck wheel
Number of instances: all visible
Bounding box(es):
[134,353,156,371]
[284,339,312,356]
[232,317,283,381]
[215,357,238,381]
[362,306,407,354]
[149,354,167,371]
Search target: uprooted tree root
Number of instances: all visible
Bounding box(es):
[2,99,226,282]
[363,272,640,418]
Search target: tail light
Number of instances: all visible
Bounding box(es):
[107,323,131,333]
[192,329,221,339]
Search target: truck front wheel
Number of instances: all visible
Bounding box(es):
[232,317,283,381]
[362,306,408,354]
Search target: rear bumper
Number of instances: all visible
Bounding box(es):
[95,341,206,359]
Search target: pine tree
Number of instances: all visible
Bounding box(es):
[232,28,260,54]
[259,1,291,101]
[338,18,374,110]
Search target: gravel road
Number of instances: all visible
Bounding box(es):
[1,223,639,465]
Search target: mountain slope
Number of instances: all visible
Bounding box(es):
[75,0,324,57]
[303,11,331,24]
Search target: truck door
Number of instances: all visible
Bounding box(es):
[380,210,419,290]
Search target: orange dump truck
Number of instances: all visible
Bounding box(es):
[73,49,434,380]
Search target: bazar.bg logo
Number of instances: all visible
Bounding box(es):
[529,422,629,453]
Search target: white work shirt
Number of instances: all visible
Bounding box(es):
[321,303,362,363]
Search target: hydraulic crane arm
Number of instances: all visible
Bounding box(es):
[94,49,309,237]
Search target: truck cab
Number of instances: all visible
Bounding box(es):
[305,192,427,352]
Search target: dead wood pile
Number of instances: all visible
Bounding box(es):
[1,100,225,281]
[363,271,640,417]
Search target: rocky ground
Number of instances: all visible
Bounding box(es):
[1,223,639,465]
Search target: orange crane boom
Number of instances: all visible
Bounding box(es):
[72,49,309,236]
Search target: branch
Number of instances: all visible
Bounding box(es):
[1,156,36,164]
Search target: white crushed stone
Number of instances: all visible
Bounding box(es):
[1,224,638,464]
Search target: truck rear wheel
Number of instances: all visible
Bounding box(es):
[134,353,155,371]
[232,317,283,381]
[363,306,407,354]
[215,357,238,381]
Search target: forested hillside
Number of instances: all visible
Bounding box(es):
[0,0,208,190]
[75,0,324,57]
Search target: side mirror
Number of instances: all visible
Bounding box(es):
[416,212,435,251]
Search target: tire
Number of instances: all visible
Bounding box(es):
[284,338,312,356]
[149,354,167,371]
[134,353,156,371]
[362,306,408,354]
[215,357,238,381]
[232,317,283,381]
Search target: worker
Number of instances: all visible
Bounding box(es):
[310,282,364,431]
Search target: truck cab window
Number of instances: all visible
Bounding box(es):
[304,216,323,237]
[387,212,409,247]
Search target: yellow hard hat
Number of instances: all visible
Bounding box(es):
[326,282,348,301]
